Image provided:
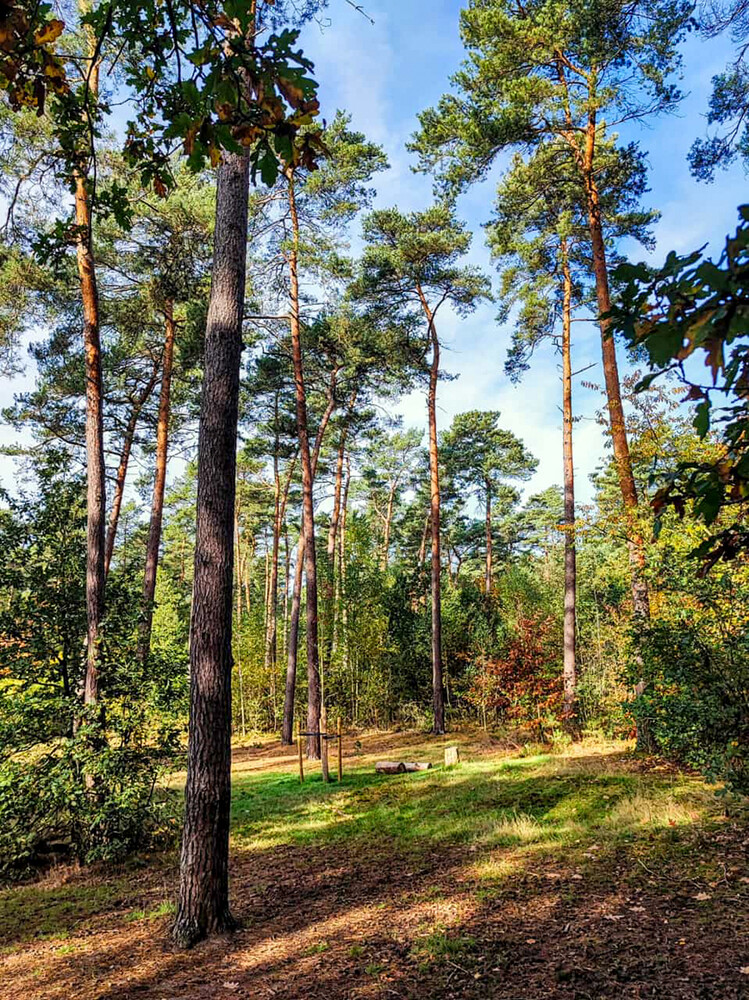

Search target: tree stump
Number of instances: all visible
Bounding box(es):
[444,746,460,767]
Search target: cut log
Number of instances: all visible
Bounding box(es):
[444,746,460,766]
[375,761,432,774]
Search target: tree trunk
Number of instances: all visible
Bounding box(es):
[323,399,354,673]
[138,302,176,665]
[286,167,322,759]
[264,394,282,683]
[583,118,652,751]
[280,378,337,745]
[560,239,578,733]
[382,482,396,570]
[417,286,445,735]
[73,28,105,710]
[340,455,351,692]
[76,176,106,708]
[104,368,158,576]
[172,150,249,949]
[484,482,492,597]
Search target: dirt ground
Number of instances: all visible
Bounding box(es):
[1,731,748,1000]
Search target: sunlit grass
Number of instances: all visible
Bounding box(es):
[0,735,726,953]
[229,740,720,865]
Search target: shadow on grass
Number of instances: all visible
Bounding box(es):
[2,744,739,1000]
[229,750,711,859]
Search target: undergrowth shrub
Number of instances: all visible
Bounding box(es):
[0,722,181,878]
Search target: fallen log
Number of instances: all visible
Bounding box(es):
[375,761,432,774]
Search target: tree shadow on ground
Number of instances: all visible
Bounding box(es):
[1,743,746,1000]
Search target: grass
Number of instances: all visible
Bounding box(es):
[2,732,747,1000]
[0,734,730,960]
[229,742,719,868]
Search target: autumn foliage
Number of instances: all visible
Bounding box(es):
[467,613,562,738]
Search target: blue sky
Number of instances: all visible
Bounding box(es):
[0,2,745,505]
[293,1,747,506]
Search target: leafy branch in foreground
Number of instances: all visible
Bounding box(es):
[611,205,749,571]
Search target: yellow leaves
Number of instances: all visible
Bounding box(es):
[33,19,64,46]
[209,144,221,168]
[277,75,305,108]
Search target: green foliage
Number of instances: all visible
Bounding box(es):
[637,609,749,794]
[410,0,690,198]
[612,205,749,569]
[0,458,183,876]
[689,2,749,180]
[0,727,179,877]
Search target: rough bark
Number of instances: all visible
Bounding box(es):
[172,150,249,949]
[138,302,176,664]
[418,286,445,735]
[561,240,578,732]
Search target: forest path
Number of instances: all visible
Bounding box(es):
[1,731,747,1000]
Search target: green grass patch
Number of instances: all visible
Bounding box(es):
[229,745,717,869]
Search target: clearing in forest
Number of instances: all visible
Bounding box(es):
[1,730,747,1000]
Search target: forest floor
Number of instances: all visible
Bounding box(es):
[1,729,748,1000]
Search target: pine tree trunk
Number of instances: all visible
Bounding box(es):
[76,171,106,708]
[382,482,396,570]
[172,150,249,949]
[323,401,354,672]
[286,168,323,759]
[264,395,282,682]
[138,302,176,665]
[560,239,578,733]
[583,119,652,751]
[418,286,445,735]
[73,27,105,709]
[105,368,158,576]
[484,483,492,597]
[280,379,337,745]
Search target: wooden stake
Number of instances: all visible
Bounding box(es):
[297,719,304,783]
[321,706,329,783]
[337,716,342,782]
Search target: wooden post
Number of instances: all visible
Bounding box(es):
[297,719,304,783]
[337,716,342,782]
[321,706,329,783]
